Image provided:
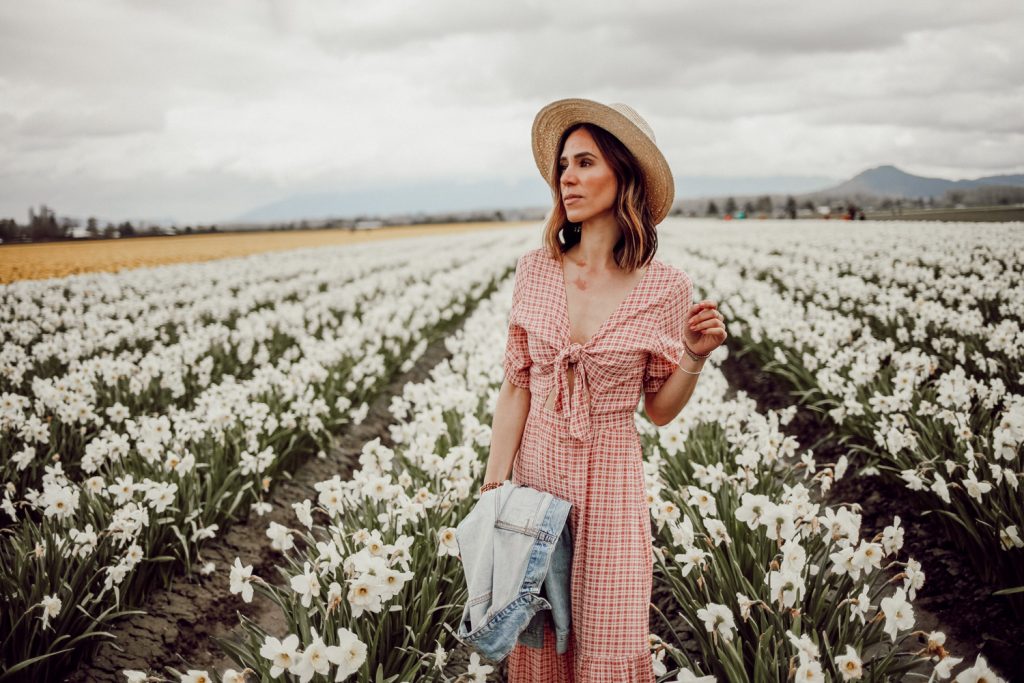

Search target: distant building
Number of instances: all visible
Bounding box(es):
[354,220,384,230]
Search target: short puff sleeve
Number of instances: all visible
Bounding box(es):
[643,270,694,394]
[502,253,533,390]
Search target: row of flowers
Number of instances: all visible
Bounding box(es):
[659,221,1024,609]
[2,236,489,491]
[641,362,968,681]
[0,230,532,681]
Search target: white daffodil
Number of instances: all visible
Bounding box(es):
[266,521,295,552]
[761,502,796,541]
[962,468,992,503]
[674,547,709,577]
[658,499,682,526]
[347,576,384,618]
[903,558,925,600]
[289,561,321,608]
[780,538,807,573]
[899,469,926,491]
[999,525,1023,550]
[465,652,493,682]
[686,485,718,518]
[835,644,863,680]
[292,499,314,529]
[259,633,301,678]
[818,507,857,545]
[377,566,414,600]
[695,602,736,643]
[190,523,219,543]
[847,583,871,625]
[881,516,905,555]
[436,527,460,557]
[229,557,254,603]
[329,627,367,682]
[766,568,806,609]
[38,593,62,631]
[703,519,732,547]
[851,540,883,573]
[786,630,820,663]
[879,587,914,642]
[670,515,696,548]
[433,641,448,669]
[735,592,757,621]
[828,545,860,580]
[292,628,331,683]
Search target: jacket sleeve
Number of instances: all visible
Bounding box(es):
[643,270,694,394]
[503,253,533,390]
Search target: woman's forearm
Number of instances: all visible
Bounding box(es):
[645,354,705,426]
[483,379,531,484]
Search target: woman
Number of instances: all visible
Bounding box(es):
[481,98,727,682]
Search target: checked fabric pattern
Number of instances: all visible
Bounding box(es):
[502,246,693,683]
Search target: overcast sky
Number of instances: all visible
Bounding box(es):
[1,0,1022,224]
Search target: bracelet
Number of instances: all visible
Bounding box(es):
[479,481,504,494]
[678,366,702,376]
[683,343,710,362]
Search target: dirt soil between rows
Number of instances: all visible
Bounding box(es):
[718,343,1024,682]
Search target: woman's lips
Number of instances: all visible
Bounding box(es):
[565,196,583,204]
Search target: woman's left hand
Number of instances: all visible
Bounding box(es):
[683,300,728,356]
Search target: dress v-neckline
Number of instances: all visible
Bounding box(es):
[552,252,657,347]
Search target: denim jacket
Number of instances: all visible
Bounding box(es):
[453,481,574,661]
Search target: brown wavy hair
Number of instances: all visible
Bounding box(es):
[541,122,658,272]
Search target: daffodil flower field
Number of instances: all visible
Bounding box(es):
[1,220,1018,682]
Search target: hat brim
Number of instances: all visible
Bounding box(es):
[531,98,675,225]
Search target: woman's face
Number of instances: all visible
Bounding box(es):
[558,127,617,223]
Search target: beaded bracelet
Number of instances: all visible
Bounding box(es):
[479,481,504,494]
[684,343,711,362]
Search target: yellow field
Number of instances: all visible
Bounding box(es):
[0,221,535,284]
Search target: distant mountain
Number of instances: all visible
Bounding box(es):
[812,164,1024,200]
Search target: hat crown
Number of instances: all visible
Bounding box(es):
[607,102,656,143]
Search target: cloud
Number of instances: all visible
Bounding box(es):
[0,0,1021,223]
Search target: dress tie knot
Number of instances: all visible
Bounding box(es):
[553,342,592,442]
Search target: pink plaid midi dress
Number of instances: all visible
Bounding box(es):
[502,246,693,683]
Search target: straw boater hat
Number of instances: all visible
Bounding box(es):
[531,98,675,225]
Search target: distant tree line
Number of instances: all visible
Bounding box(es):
[703,195,803,219]
[694,183,1024,220]
[0,204,536,245]
[0,204,229,244]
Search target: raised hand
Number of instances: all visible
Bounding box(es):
[683,300,728,356]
